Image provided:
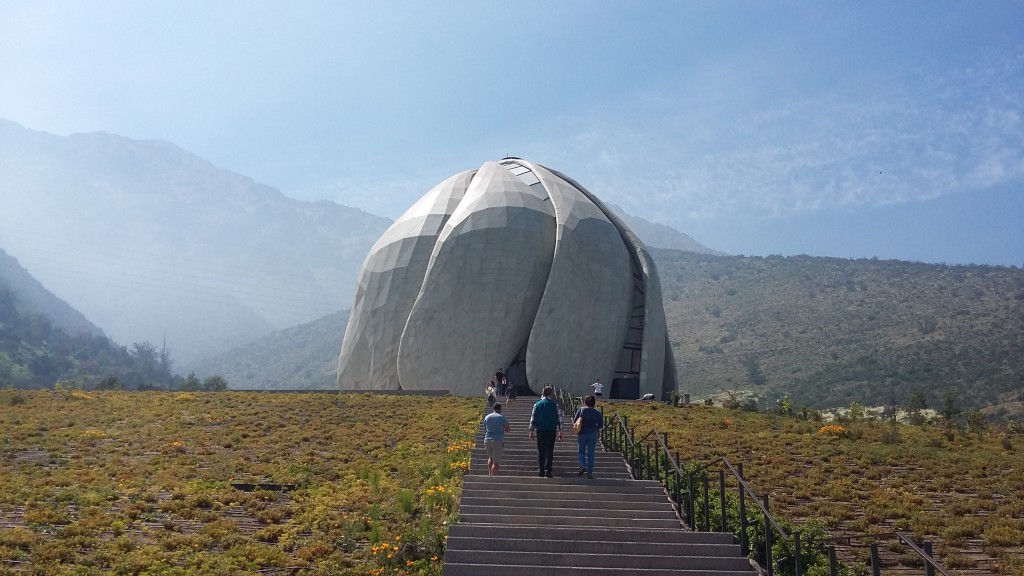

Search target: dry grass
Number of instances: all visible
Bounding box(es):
[0,390,480,576]
[609,401,1024,575]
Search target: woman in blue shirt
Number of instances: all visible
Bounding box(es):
[573,395,603,479]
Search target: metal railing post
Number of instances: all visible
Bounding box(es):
[673,467,682,521]
[763,494,773,576]
[828,545,837,576]
[924,541,935,576]
[641,443,648,480]
[702,474,711,531]
[794,530,802,576]
[870,543,880,576]
[719,470,727,533]
[654,438,661,481]
[613,415,618,448]
[664,443,670,480]
[627,427,634,478]
[738,463,748,556]
[687,473,695,529]
[674,452,683,522]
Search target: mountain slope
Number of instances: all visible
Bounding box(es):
[656,250,1024,411]
[0,119,390,368]
[191,310,349,390]
[608,204,726,255]
[0,248,178,389]
[0,247,103,337]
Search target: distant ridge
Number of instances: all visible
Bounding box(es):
[607,203,726,255]
[0,247,103,337]
[0,119,391,368]
[191,310,349,390]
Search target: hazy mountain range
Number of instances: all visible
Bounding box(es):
[2,118,1021,415]
[0,247,104,338]
[0,119,718,370]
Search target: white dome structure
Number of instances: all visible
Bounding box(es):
[337,158,676,399]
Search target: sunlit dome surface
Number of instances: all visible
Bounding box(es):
[337,159,676,399]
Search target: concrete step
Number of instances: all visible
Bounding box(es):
[448,524,736,545]
[443,563,753,576]
[447,535,741,557]
[460,473,659,491]
[473,437,596,447]
[459,503,680,520]
[467,471,633,480]
[467,465,629,477]
[472,451,618,460]
[474,444,591,454]
[457,513,682,530]
[462,480,661,497]
[458,496,671,511]
[445,549,751,571]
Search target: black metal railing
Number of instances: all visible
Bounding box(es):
[596,408,950,576]
[554,388,581,421]
[818,531,951,576]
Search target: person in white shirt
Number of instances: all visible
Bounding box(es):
[591,378,603,398]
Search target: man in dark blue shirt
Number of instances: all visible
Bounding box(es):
[529,384,562,477]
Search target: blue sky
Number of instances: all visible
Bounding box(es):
[2,1,1022,265]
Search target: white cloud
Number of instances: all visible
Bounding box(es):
[524,47,1024,231]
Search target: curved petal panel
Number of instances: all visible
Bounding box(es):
[397,161,556,394]
[545,166,672,399]
[521,162,634,397]
[337,170,474,389]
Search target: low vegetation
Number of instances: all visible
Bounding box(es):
[656,250,1024,417]
[6,389,1020,575]
[1,286,181,390]
[0,390,480,575]
[608,401,1024,575]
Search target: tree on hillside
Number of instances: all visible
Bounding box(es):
[203,375,228,391]
[905,391,928,425]
[96,376,123,390]
[0,288,17,324]
[743,354,767,386]
[181,372,202,391]
[941,390,961,423]
[126,341,175,389]
[965,409,987,439]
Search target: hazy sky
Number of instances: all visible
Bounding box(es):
[2,1,1022,265]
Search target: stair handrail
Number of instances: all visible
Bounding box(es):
[599,411,950,576]
[601,410,804,576]
[804,530,951,576]
[554,388,582,419]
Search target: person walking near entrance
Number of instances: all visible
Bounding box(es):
[591,378,603,398]
[483,403,511,476]
[485,381,496,408]
[505,378,517,406]
[573,394,603,479]
[529,384,562,477]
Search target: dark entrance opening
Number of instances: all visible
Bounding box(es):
[505,342,536,396]
[610,377,640,400]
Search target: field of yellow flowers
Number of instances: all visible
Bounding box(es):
[607,402,1024,575]
[0,390,480,576]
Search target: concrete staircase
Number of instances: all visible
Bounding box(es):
[443,398,755,575]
